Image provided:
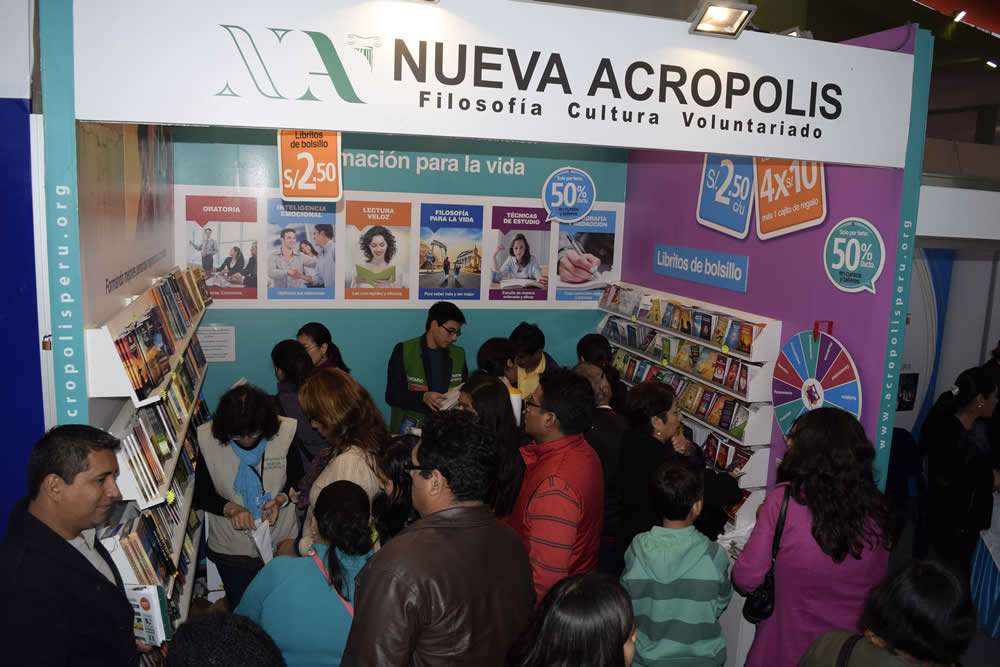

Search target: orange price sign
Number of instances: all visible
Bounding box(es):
[753,157,827,240]
[277,129,342,201]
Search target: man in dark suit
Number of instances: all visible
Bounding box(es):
[0,425,138,666]
[575,362,629,575]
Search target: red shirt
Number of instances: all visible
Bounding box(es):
[506,433,604,600]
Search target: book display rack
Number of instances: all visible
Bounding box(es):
[597,282,781,531]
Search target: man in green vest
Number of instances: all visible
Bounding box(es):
[386,301,468,433]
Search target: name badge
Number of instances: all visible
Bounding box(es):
[263,457,284,472]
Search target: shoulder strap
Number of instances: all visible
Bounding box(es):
[307,548,354,617]
[770,486,792,562]
[835,634,863,667]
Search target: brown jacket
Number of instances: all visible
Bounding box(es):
[342,505,534,666]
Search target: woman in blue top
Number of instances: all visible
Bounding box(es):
[236,481,374,667]
[493,233,546,286]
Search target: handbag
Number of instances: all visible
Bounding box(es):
[742,485,791,624]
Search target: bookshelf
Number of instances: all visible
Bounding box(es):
[176,511,203,626]
[595,282,779,541]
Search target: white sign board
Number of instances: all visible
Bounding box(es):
[198,325,236,362]
[73,0,914,168]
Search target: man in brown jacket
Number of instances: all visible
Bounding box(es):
[341,410,534,666]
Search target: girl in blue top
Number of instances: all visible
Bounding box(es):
[236,481,374,667]
[493,233,546,286]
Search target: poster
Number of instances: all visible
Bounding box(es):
[184,195,257,299]
[344,200,411,299]
[489,206,550,301]
[555,210,617,301]
[265,198,336,300]
[418,203,483,301]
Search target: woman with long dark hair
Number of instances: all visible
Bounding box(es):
[236,481,374,666]
[733,407,892,666]
[458,373,527,518]
[271,339,324,491]
[506,573,636,667]
[371,434,418,545]
[492,232,545,286]
[296,322,350,373]
[921,366,999,574]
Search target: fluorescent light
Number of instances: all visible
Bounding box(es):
[689,1,757,40]
[988,60,998,68]
[953,10,967,22]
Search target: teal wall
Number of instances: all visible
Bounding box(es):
[200,309,603,419]
[176,128,623,418]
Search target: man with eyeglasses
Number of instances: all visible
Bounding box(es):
[343,411,534,666]
[507,368,604,600]
[386,301,469,433]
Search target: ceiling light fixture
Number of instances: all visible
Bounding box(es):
[689,0,757,40]
[953,10,967,23]
[987,60,998,68]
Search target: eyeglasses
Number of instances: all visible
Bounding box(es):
[523,398,545,411]
[404,463,435,473]
[441,325,462,337]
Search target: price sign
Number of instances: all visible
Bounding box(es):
[696,154,754,239]
[542,167,596,223]
[823,217,885,294]
[278,129,342,201]
[753,157,827,240]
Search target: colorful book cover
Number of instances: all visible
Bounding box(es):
[727,446,753,475]
[738,363,749,395]
[672,341,699,371]
[725,490,752,521]
[669,304,682,330]
[724,360,740,389]
[695,350,716,380]
[691,312,703,339]
[695,390,715,418]
[639,328,656,352]
[715,441,734,469]
[737,323,754,354]
[712,355,729,384]
[677,384,703,413]
[642,364,660,383]
[645,299,661,324]
[729,405,750,439]
[671,376,685,392]
[660,336,679,365]
[706,396,728,426]
[634,360,651,383]
[678,308,693,335]
[724,320,742,350]
[599,285,614,307]
[661,302,676,328]
[694,311,712,340]
[719,399,738,430]
[702,434,720,463]
[625,358,638,382]
[711,315,730,346]
[626,325,638,349]
[612,349,627,372]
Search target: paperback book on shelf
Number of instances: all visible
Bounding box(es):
[711,316,730,346]
[126,585,173,645]
[727,446,753,476]
[702,434,721,463]
[725,490,753,521]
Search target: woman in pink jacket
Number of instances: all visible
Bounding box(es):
[733,408,892,666]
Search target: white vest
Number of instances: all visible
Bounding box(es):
[197,417,299,558]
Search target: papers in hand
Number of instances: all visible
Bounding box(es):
[251,519,273,564]
[439,386,461,411]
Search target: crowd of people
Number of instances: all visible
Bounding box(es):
[0,300,994,667]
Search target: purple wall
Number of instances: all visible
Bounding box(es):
[622,27,915,482]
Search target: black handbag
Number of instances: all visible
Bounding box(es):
[742,485,791,624]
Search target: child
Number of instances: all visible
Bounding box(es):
[620,459,732,666]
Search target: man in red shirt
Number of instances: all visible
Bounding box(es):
[507,368,604,599]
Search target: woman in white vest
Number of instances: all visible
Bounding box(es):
[276,368,387,557]
[194,384,298,610]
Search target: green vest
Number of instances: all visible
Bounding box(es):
[390,335,465,433]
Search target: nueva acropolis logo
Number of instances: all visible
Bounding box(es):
[215,24,367,103]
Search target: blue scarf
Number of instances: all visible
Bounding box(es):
[229,438,267,522]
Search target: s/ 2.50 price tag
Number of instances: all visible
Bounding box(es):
[278,129,343,201]
[753,157,826,240]
[696,154,754,239]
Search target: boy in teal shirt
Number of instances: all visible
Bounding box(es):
[621,459,732,666]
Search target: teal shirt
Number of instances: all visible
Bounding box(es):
[235,544,373,667]
[621,525,732,667]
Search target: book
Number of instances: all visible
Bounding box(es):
[724,360,740,389]
[126,585,173,645]
[715,441,734,469]
[711,316,730,346]
[624,358,638,382]
[499,278,545,290]
[725,490,753,521]
[729,405,750,439]
[677,383,703,413]
[672,341,699,371]
[661,302,676,328]
[626,324,638,348]
[695,390,715,419]
[692,311,703,339]
[677,307,693,335]
[712,355,729,385]
[727,446,753,476]
[706,396,729,426]
[724,320,742,350]
[737,323,754,354]
[633,360,650,384]
[694,311,712,340]
[719,399,738,430]
[641,363,660,383]
[644,298,661,324]
[612,349,627,372]
[693,348,715,379]
[639,328,656,352]
[738,363,749,395]
[702,434,720,463]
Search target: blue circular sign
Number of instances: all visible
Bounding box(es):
[542,167,596,223]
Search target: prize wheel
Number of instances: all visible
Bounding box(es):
[771,330,862,435]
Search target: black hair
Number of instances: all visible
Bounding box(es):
[372,435,419,543]
[27,425,120,500]
[298,239,316,255]
[296,322,350,373]
[510,321,545,356]
[538,368,595,436]
[577,333,613,367]
[165,612,286,667]
[860,560,975,664]
[425,301,466,331]
[506,574,634,667]
[922,366,997,439]
[210,384,281,444]
[476,337,515,378]
[312,481,373,601]
[270,339,315,387]
[652,459,704,522]
[314,223,333,239]
[463,373,526,518]
[279,227,296,240]
[359,225,397,262]
[418,410,497,503]
[509,232,532,268]
[777,407,892,561]
[625,382,676,434]
[230,246,245,263]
